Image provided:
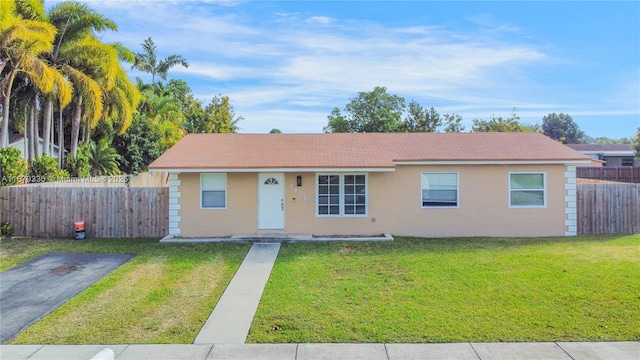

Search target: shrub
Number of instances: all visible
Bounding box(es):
[89,139,120,176]
[29,155,69,183]
[113,115,166,174]
[64,143,91,178]
[0,222,14,237]
[0,147,28,186]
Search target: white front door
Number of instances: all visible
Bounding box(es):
[258,173,285,229]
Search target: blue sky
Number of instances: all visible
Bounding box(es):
[72,1,638,138]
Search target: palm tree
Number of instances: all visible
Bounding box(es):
[64,41,105,156]
[133,37,189,84]
[63,34,141,156]
[88,138,120,176]
[0,0,71,148]
[38,1,116,157]
[99,43,140,136]
[43,2,120,156]
[138,89,186,147]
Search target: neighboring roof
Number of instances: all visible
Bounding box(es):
[565,143,634,155]
[9,133,24,144]
[8,133,60,150]
[149,132,590,171]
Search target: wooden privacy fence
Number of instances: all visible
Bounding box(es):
[2,183,637,238]
[577,183,640,234]
[577,167,640,183]
[0,187,168,238]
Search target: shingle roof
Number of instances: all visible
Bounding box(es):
[148,132,590,170]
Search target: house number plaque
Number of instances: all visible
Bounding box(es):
[290,183,313,204]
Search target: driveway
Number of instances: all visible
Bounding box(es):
[0,252,134,343]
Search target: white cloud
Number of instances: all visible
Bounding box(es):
[306,16,332,25]
[172,62,255,81]
[71,1,637,136]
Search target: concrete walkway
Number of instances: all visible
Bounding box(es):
[1,341,638,360]
[160,233,394,243]
[194,243,281,344]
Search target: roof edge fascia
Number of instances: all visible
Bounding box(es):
[393,160,593,165]
[149,167,397,173]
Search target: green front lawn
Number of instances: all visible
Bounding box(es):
[1,238,250,344]
[2,235,638,344]
[248,235,640,343]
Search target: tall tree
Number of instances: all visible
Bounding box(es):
[401,101,441,132]
[0,0,71,148]
[41,2,129,156]
[589,136,632,144]
[541,113,585,143]
[98,43,140,136]
[324,107,349,133]
[472,110,540,133]
[65,36,111,155]
[133,37,189,84]
[113,113,166,174]
[442,113,465,133]
[41,1,117,157]
[190,95,242,133]
[324,87,406,133]
[137,89,185,147]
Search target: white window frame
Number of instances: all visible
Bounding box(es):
[421,172,460,208]
[200,173,227,209]
[316,173,368,217]
[509,172,547,208]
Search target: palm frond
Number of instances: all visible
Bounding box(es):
[48,1,117,42]
[89,138,120,176]
[14,0,48,21]
[1,18,56,52]
[21,53,55,93]
[110,42,135,63]
[63,64,103,126]
[0,0,16,22]
[104,69,140,134]
[52,69,72,108]
[157,54,189,80]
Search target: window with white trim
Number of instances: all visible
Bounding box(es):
[317,174,367,216]
[421,172,458,207]
[509,172,545,207]
[201,173,226,208]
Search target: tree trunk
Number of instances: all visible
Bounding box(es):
[0,71,17,148]
[28,104,36,162]
[33,95,40,157]
[58,103,65,166]
[42,97,53,156]
[70,97,83,156]
[84,120,92,143]
[23,109,28,157]
[50,114,55,156]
